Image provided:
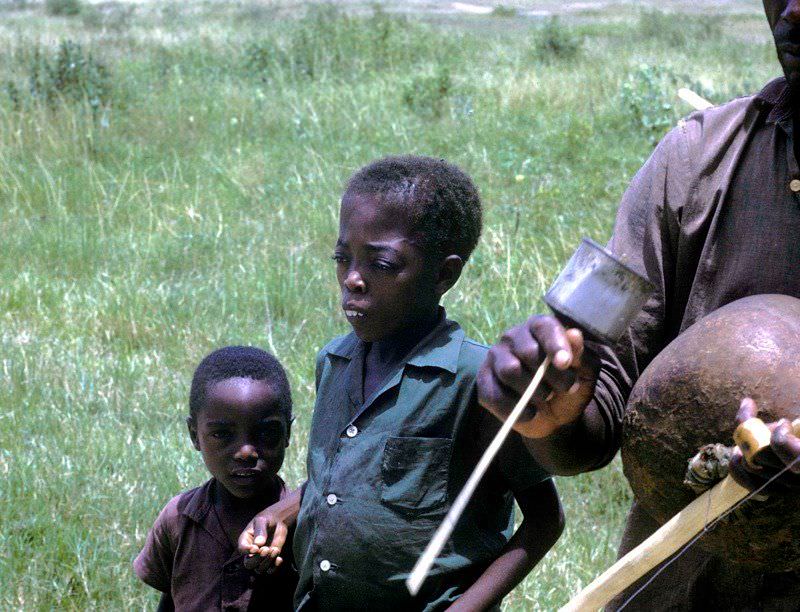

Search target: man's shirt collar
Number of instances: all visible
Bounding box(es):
[756,77,794,131]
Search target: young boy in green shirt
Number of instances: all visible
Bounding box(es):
[241,156,563,610]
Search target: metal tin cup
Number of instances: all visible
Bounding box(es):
[544,238,655,345]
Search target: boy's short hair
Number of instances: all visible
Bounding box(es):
[344,155,483,261]
[189,346,292,421]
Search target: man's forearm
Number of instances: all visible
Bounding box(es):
[275,483,304,526]
[523,400,617,476]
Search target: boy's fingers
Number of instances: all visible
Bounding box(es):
[243,554,260,571]
[265,556,284,576]
[528,315,572,369]
[237,524,255,553]
[253,515,274,547]
[269,523,288,556]
[256,557,275,575]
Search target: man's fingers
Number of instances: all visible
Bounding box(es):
[529,315,572,369]
[565,328,585,363]
[477,359,537,423]
[736,397,758,425]
[492,326,576,395]
[488,341,535,396]
[729,449,769,493]
[771,421,800,474]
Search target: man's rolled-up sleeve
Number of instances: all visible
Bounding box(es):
[592,123,691,467]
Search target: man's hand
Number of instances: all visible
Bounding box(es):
[238,485,302,574]
[477,315,600,439]
[730,398,800,492]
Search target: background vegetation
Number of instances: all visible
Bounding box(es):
[0,1,777,608]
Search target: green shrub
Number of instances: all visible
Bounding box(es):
[243,39,287,79]
[402,66,453,119]
[620,64,680,141]
[492,6,518,18]
[534,17,582,61]
[45,0,82,16]
[17,40,111,112]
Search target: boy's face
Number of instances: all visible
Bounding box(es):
[188,377,289,499]
[334,192,453,343]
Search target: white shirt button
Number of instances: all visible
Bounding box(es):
[320,559,331,572]
[790,179,800,193]
[326,493,338,506]
[346,425,358,438]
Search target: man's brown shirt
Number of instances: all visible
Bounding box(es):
[596,77,800,610]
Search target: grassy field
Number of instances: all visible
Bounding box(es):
[0,1,777,609]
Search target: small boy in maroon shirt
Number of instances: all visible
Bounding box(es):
[134,346,298,611]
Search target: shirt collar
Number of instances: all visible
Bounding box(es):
[326,307,464,375]
[756,77,793,131]
[180,478,216,525]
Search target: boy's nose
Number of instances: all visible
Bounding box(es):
[344,269,366,293]
[234,444,259,461]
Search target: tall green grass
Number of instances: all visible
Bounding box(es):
[0,3,776,609]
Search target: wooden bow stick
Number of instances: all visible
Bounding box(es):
[406,356,552,596]
[560,417,800,612]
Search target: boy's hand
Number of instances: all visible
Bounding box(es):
[477,315,599,439]
[239,512,288,574]
[238,485,303,574]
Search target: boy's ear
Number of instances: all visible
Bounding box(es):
[285,416,294,448]
[187,416,201,451]
[435,254,465,296]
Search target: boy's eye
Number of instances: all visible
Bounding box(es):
[372,259,398,272]
[331,253,349,264]
[209,430,231,441]
[258,422,286,449]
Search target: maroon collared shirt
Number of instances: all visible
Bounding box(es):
[134,478,297,611]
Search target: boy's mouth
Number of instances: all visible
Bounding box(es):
[344,309,365,319]
[230,468,262,480]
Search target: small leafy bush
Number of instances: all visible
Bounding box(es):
[534,17,582,62]
[620,64,680,141]
[492,6,518,18]
[243,39,288,79]
[45,0,82,16]
[10,40,111,112]
[402,66,453,119]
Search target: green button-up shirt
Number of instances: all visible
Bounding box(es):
[294,313,549,611]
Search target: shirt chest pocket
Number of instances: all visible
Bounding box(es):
[380,436,452,515]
